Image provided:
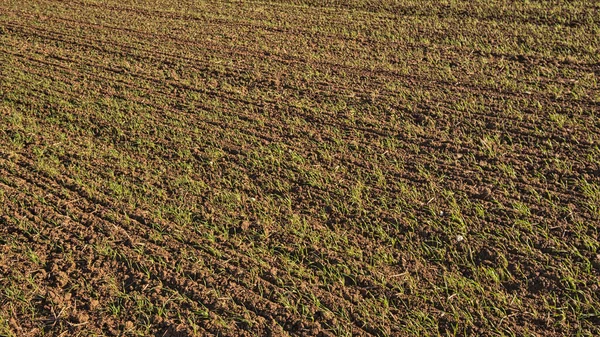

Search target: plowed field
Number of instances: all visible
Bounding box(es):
[1,0,599,336]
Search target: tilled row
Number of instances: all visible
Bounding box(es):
[5,16,597,155]
[0,157,334,336]
[4,10,597,113]
[0,117,411,335]
[0,110,424,335]
[4,43,594,230]
[3,33,596,262]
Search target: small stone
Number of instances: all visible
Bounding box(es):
[74,312,89,323]
[89,299,99,310]
[240,221,250,231]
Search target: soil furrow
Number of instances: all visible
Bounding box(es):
[4,59,592,233]
[5,18,598,114]
[0,161,308,336]
[6,43,593,180]
[0,153,385,336]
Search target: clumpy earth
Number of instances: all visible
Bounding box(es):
[0,0,599,336]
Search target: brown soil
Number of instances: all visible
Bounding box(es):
[1,0,599,336]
